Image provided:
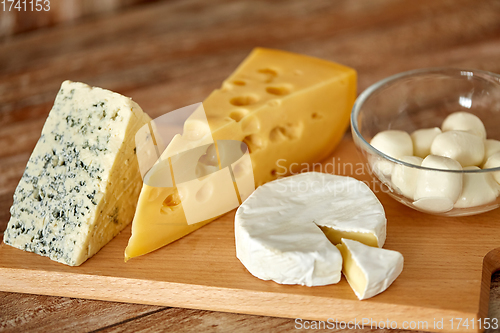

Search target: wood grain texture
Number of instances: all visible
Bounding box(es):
[2,0,500,332]
[1,139,500,333]
[0,0,159,38]
[0,291,163,333]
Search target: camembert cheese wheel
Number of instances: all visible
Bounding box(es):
[234,172,386,287]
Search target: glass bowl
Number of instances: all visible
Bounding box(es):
[351,68,500,216]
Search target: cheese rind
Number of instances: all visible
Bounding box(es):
[125,48,357,260]
[235,173,342,286]
[4,81,150,266]
[337,238,404,300]
[234,172,386,287]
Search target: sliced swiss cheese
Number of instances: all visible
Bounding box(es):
[125,48,357,260]
[4,81,150,266]
[337,238,404,300]
[234,172,385,287]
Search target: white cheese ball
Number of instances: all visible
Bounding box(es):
[483,139,500,166]
[454,166,500,209]
[441,111,487,139]
[413,155,463,213]
[484,152,500,185]
[410,127,442,158]
[370,130,413,160]
[430,130,484,167]
[391,156,423,200]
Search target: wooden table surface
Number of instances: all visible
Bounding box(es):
[2,0,500,332]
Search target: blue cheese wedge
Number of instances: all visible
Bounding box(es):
[3,81,150,266]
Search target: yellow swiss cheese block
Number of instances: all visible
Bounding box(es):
[124,48,357,260]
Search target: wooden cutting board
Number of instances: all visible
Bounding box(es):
[1,138,499,333]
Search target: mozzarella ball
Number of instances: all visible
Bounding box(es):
[413,155,463,213]
[370,130,413,160]
[430,130,484,167]
[410,127,442,158]
[391,156,423,200]
[483,139,500,166]
[454,166,500,208]
[484,152,500,185]
[441,111,487,139]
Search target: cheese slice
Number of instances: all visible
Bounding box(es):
[3,81,150,266]
[336,238,404,300]
[125,48,357,260]
[234,172,385,287]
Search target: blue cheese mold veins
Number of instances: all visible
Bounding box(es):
[3,81,151,266]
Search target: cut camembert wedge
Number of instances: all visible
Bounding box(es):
[337,238,404,300]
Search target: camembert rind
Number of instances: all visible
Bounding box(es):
[4,81,150,266]
[235,172,386,287]
[235,177,343,287]
[337,238,404,300]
